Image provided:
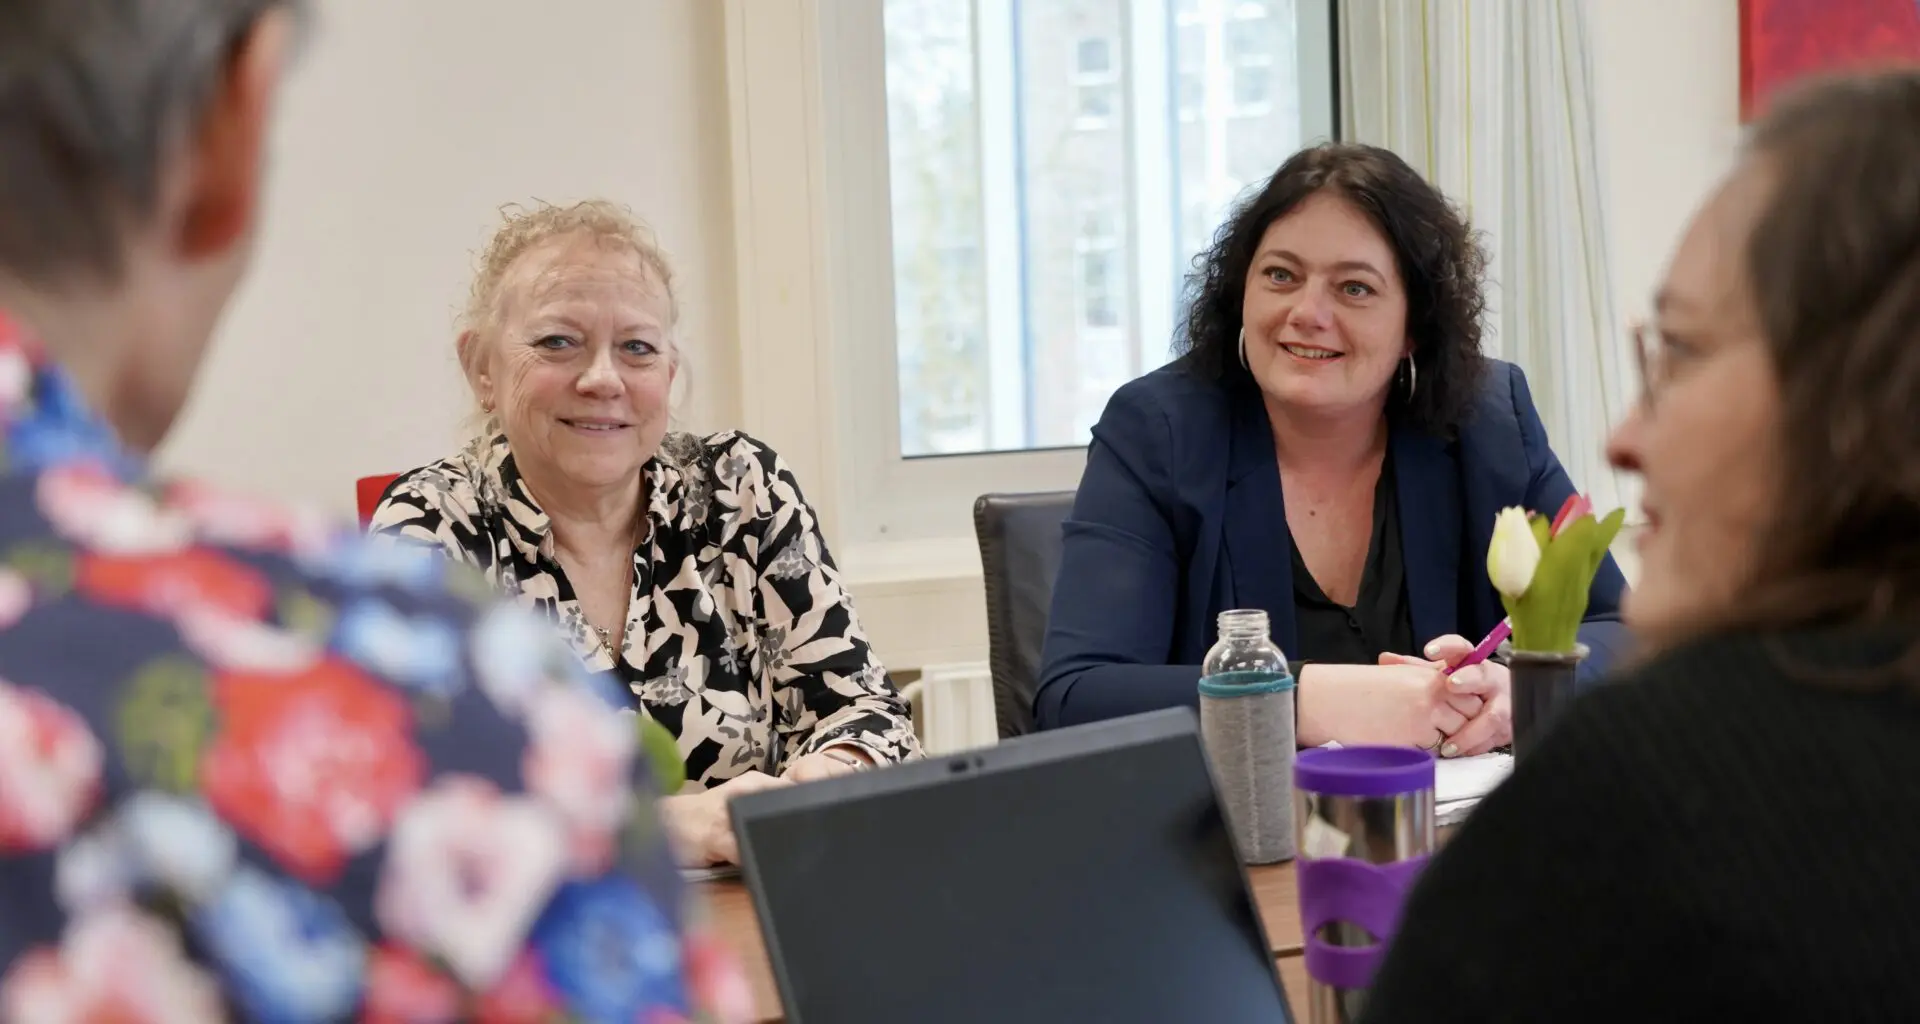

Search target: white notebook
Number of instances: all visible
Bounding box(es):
[1435,751,1513,805]
[1433,751,1513,826]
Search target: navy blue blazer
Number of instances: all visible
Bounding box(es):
[1035,359,1628,730]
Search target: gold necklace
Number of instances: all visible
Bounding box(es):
[585,513,646,657]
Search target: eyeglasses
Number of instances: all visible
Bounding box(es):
[1629,321,1667,407]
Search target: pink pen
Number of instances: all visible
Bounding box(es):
[1444,618,1510,676]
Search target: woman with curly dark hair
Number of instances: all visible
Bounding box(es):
[1037,142,1626,753]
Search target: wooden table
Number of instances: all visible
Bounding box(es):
[701,861,1307,1022]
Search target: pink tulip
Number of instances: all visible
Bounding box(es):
[1549,493,1593,537]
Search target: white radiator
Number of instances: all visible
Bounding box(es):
[899,661,999,755]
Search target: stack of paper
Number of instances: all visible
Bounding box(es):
[1435,751,1513,825]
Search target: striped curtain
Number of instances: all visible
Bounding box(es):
[1337,0,1632,515]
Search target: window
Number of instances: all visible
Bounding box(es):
[1076,206,1124,330]
[1183,197,1216,256]
[879,0,1333,463]
[1073,35,1121,129]
[802,0,1336,541]
[1228,5,1276,115]
[1177,69,1205,120]
[1077,36,1114,72]
[1175,24,1205,120]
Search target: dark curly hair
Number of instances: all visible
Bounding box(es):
[1174,142,1490,437]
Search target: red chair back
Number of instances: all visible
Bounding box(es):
[356,473,401,526]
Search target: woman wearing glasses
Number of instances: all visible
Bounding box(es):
[1038,143,1626,754]
[1363,69,1920,1020]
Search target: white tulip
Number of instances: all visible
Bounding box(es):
[1487,506,1541,598]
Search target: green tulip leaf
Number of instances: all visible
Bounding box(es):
[1500,508,1624,653]
[636,715,686,796]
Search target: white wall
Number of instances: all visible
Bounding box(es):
[159,0,739,516]
[1586,0,1741,583]
[1589,0,1742,350]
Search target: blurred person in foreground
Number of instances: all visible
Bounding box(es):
[0,1,748,1020]
[1362,69,1920,1022]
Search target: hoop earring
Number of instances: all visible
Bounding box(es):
[1403,354,1417,398]
[1238,327,1248,369]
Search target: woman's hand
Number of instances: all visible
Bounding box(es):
[783,746,874,784]
[1296,662,1470,749]
[1377,651,1486,724]
[1418,633,1512,756]
[659,770,792,867]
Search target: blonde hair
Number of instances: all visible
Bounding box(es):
[458,200,685,435]
[463,198,679,337]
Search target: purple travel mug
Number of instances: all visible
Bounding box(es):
[1293,746,1436,1023]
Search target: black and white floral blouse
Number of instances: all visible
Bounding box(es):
[369,430,921,788]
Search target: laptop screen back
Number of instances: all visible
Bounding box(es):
[731,710,1294,1024]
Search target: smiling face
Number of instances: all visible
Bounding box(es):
[1239,190,1411,419]
[463,233,676,499]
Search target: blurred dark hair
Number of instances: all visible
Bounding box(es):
[1174,142,1489,436]
[1714,69,1920,649]
[0,0,305,285]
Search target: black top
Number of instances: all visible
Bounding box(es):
[1288,451,1415,666]
[1360,625,1920,1023]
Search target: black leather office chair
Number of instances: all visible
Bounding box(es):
[972,491,1076,738]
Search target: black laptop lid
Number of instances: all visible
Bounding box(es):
[729,708,1293,1024]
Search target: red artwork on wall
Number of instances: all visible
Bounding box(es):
[1740,0,1920,119]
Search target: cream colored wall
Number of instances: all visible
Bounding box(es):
[1590,0,1742,354]
[159,0,740,515]
[1587,0,1742,585]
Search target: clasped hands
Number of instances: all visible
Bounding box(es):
[1297,634,1512,758]
[660,746,873,867]
[1383,633,1512,757]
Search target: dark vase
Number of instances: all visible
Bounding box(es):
[1504,641,1589,761]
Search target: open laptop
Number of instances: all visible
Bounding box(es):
[729,708,1295,1024]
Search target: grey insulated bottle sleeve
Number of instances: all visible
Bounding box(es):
[1199,680,1296,865]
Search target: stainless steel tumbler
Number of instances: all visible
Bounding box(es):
[1293,746,1436,1024]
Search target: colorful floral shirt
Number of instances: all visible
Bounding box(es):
[369,432,921,789]
[0,312,752,1023]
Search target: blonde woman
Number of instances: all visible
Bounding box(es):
[371,201,919,865]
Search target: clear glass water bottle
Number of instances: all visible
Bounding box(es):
[1203,609,1290,683]
[1198,609,1297,864]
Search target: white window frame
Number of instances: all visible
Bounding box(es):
[722,0,1337,556]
